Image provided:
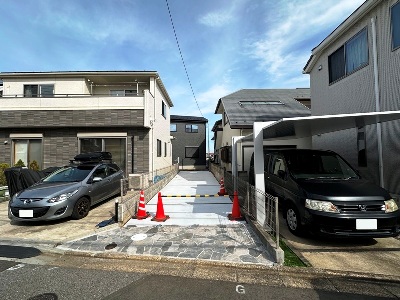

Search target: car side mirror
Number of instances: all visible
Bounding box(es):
[92,177,103,183]
[277,170,286,179]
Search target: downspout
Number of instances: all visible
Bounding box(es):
[371,17,384,188]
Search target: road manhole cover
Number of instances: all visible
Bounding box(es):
[105,242,118,250]
[131,233,148,241]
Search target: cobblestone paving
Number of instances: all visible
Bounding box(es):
[57,223,274,266]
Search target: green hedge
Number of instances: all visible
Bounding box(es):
[0,163,10,186]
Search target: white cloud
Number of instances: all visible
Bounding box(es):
[199,11,234,28]
[247,0,365,83]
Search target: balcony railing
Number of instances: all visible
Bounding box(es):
[0,94,145,110]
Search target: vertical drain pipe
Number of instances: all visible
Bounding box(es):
[371,17,384,188]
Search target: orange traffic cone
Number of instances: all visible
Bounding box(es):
[218,178,227,196]
[134,190,150,219]
[228,191,244,221]
[151,192,169,222]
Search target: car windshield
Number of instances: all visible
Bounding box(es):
[43,165,95,183]
[285,152,359,180]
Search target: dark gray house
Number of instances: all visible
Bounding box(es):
[170,115,208,170]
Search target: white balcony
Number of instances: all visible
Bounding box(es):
[0,95,145,111]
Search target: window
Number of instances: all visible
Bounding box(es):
[162,101,166,118]
[110,90,137,96]
[24,84,54,97]
[391,2,400,50]
[270,155,286,176]
[12,138,43,169]
[157,139,162,157]
[110,90,124,96]
[170,124,177,132]
[125,89,137,96]
[79,137,126,172]
[164,142,167,157]
[328,28,368,83]
[185,124,198,133]
[185,147,199,158]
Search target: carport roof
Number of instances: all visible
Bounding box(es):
[238,110,400,142]
[214,89,311,129]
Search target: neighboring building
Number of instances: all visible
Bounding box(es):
[214,89,311,174]
[0,71,173,175]
[211,119,222,164]
[170,115,208,170]
[303,0,400,196]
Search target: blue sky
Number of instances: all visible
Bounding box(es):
[0,0,365,151]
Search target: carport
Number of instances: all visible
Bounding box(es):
[231,110,400,227]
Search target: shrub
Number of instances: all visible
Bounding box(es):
[14,159,25,167]
[0,163,10,186]
[29,160,40,171]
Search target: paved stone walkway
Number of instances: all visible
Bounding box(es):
[57,223,274,266]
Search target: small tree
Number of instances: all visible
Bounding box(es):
[29,160,40,171]
[0,163,10,186]
[14,159,26,167]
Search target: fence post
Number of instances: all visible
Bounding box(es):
[275,196,279,249]
[246,181,250,213]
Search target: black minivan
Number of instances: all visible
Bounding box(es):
[249,149,400,237]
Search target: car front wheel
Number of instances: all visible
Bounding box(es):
[285,204,303,236]
[72,197,90,219]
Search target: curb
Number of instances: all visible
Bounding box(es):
[2,238,400,285]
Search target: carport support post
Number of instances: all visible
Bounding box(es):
[253,122,274,226]
[232,136,244,192]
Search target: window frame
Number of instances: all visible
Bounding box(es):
[185,146,199,159]
[328,27,369,84]
[161,101,166,118]
[24,84,54,97]
[185,124,199,133]
[157,139,162,157]
[391,1,400,51]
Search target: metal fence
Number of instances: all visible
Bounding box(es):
[117,164,179,226]
[209,163,280,248]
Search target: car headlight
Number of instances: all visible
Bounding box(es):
[384,199,399,213]
[305,199,340,213]
[47,190,78,203]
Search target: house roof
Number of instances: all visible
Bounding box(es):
[215,89,311,129]
[170,115,208,123]
[0,71,173,107]
[303,0,380,73]
[211,119,222,132]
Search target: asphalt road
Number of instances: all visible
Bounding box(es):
[1,256,399,300]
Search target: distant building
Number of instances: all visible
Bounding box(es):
[170,115,208,170]
[0,71,173,175]
[214,89,311,174]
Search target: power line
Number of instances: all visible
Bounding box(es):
[165,0,203,118]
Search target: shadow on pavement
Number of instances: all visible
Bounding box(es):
[0,244,42,259]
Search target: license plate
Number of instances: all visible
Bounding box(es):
[356,219,377,230]
[19,210,33,218]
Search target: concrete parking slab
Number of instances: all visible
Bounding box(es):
[279,216,400,277]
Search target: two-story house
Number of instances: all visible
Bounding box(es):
[170,115,208,170]
[303,0,400,197]
[214,89,311,175]
[0,71,173,175]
